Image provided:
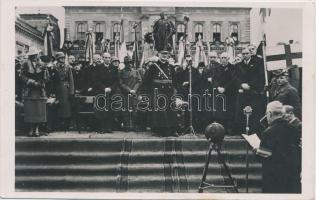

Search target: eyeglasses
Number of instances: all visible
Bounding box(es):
[242,53,249,55]
[103,57,111,59]
[220,57,227,59]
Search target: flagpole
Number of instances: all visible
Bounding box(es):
[262,39,270,103]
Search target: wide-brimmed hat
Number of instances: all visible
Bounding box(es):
[26,47,42,56]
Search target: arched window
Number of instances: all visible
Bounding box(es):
[195,23,203,41]
[177,23,185,41]
[95,23,104,45]
[230,24,238,41]
[77,23,87,40]
[213,23,221,42]
[113,23,121,42]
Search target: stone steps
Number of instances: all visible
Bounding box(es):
[15,136,262,193]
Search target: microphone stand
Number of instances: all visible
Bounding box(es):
[243,106,252,193]
[183,61,196,136]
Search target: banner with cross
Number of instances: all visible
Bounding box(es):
[265,44,302,71]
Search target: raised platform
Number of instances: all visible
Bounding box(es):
[15,131,262,193]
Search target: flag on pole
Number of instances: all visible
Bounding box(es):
[43,23,54,59]
[265,44,302,71]
[259,8,272,102]
[85,29,95,65]
[194,34,207,67]
[117,20,127,69]
[177,36,185,65]
[259,8,271,41]
[132,41,139,68]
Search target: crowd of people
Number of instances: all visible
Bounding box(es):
[15,44,301,138]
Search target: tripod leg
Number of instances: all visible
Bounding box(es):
[216,148,238,193]
[198,143,213,193]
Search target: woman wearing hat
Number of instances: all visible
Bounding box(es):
[21,50,49,136]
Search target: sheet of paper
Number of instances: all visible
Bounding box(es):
[242,133,261,149]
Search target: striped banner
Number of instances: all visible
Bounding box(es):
[266,44,302,71]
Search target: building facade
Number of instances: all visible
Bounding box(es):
[19,14,61,50]
[64,6,251,59]
[15,16,44,56]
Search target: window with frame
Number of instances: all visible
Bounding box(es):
[113,23,121,42]
[130,22,141,42]
[95,23,104,45]
[177,23,185,41]
[77,22,87,40]
[195,23,203,41]
[213,23,221,42]
[230,24,238,41]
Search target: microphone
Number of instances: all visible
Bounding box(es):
[243,106,253,116]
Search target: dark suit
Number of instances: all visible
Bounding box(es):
[259,118,301,193]
[235,58,266,135]
[212,63,237,131]
[93,63,119,131]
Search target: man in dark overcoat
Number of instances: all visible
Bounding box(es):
[93,52,119,133]
[255,101,301,193]
[211,52,237,134]
[200,51,221,127]
[140,49,178,136]
[234,48,266,135]
[82,54,100,95]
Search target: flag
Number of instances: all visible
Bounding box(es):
[194,34,207,67]
[266,44,302,71]
[132,41,140,68]
[85,30,95,65]
[118,20,127,64]
[259,8,271,42]
[43,23,54,59]
[177,36,185,65]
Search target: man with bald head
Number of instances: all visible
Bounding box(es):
[211,52,237,133]
[255,101,301,193]
[93,52,119,133]
[82,54,101,95]
[234,48,266,135]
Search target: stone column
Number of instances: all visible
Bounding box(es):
[105,21,111,40]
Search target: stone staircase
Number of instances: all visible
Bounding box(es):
[15,136,262,193]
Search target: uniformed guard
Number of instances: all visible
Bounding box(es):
[140,49,178,137]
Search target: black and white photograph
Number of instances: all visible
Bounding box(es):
[0,0,315,199]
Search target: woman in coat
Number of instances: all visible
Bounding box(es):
[21,51,49,136]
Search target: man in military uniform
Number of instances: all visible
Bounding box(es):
[140,49,178,136]
[271,71,301,119]
[119,56,142,131]
[235,48,266,135]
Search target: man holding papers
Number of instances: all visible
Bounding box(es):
[250,101,301,193]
